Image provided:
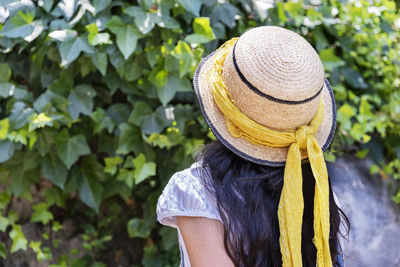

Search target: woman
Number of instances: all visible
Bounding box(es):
[157,26,349,267]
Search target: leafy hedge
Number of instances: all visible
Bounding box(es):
[0,0,398,265]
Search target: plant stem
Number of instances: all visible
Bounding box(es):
[49,221,57,264]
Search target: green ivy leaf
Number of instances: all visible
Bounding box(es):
[171,41,195,78]
[133,153,156,184]
[127,218,152,238]
[0,83,13,99]
[144,106,170,134]
[0,216,10,232]
[93,0,111,13]
[31,203,54,225]
[54,129,91,169]
[123,55,146,82]
[41,151,68,189]
[79,157,105,212]
[0,11,44,42]
[86,23,110,46]
[116,168,135,188]
[276,2,287,24]
[3,151,40,196]
[33,90,68,113]
[337,103,356,125]
[39,0,54,12]
[116,123,143,155]
[128,101,152,124]
[0,140,16,163]
[107,103,131,124]
[149,68,168,89]
[59,36,95,66]
[92,52,108,76]
[0,243,6,259]
[105,16,125,35]
[160,226,178,250]
[35,128,55,157]
[124,6,156,34]
[313,26,329,52]
[91,108,115,134]
[158,74,191,106]
[319,48,345,72]
[81,156,110,183]
[211,3,239,29]
[284,1,304,26]
[9,102,34,130]
[177,0,201,16]
[129,102,170,134]
[0,63,11,83]
[43,188,66,209]
[0,192,11,212]
[68,84,97,119]
[185,17,216,44]
[28,113,53,131]
[0,118,9,139]
[48,71,74,97]
[0,168,9,188]
[104,156,123,175]
[106,16,143,60]
[342,67,368,89]
[29,240,46,261]
[86,23,98,44]
[157,14,180,30]
[10,224,28,253]
[146,133,171,149]
[102,180,131,201]
[0,84,33,101]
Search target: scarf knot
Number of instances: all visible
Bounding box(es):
[295,126,314,150]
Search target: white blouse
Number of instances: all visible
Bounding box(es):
[156,162,219,267]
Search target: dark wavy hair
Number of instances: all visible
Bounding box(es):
[196,141,349,267]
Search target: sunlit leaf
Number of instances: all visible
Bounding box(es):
[0,118,9,139]
[185,17,216,44]
[10,225,27,253]
[133,153,156,184]
[31,203,54,225]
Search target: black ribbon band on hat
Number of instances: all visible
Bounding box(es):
[232,41,323,105]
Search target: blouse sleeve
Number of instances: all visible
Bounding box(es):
[156,163,221,228]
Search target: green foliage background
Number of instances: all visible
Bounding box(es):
[0,0,398,265]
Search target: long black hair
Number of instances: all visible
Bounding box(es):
[197,141,349,267]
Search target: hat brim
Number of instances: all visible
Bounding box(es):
[193,52,337,167]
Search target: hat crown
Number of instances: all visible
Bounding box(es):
[222,26,325,131]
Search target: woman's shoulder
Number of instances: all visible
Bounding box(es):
[156,162,220,228]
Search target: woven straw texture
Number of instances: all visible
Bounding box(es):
[193,26,336,166]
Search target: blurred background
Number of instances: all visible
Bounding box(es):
[0,0,399,266]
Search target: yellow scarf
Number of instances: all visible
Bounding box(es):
[207,38,332,267]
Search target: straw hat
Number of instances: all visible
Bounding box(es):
[193,26,336,166]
